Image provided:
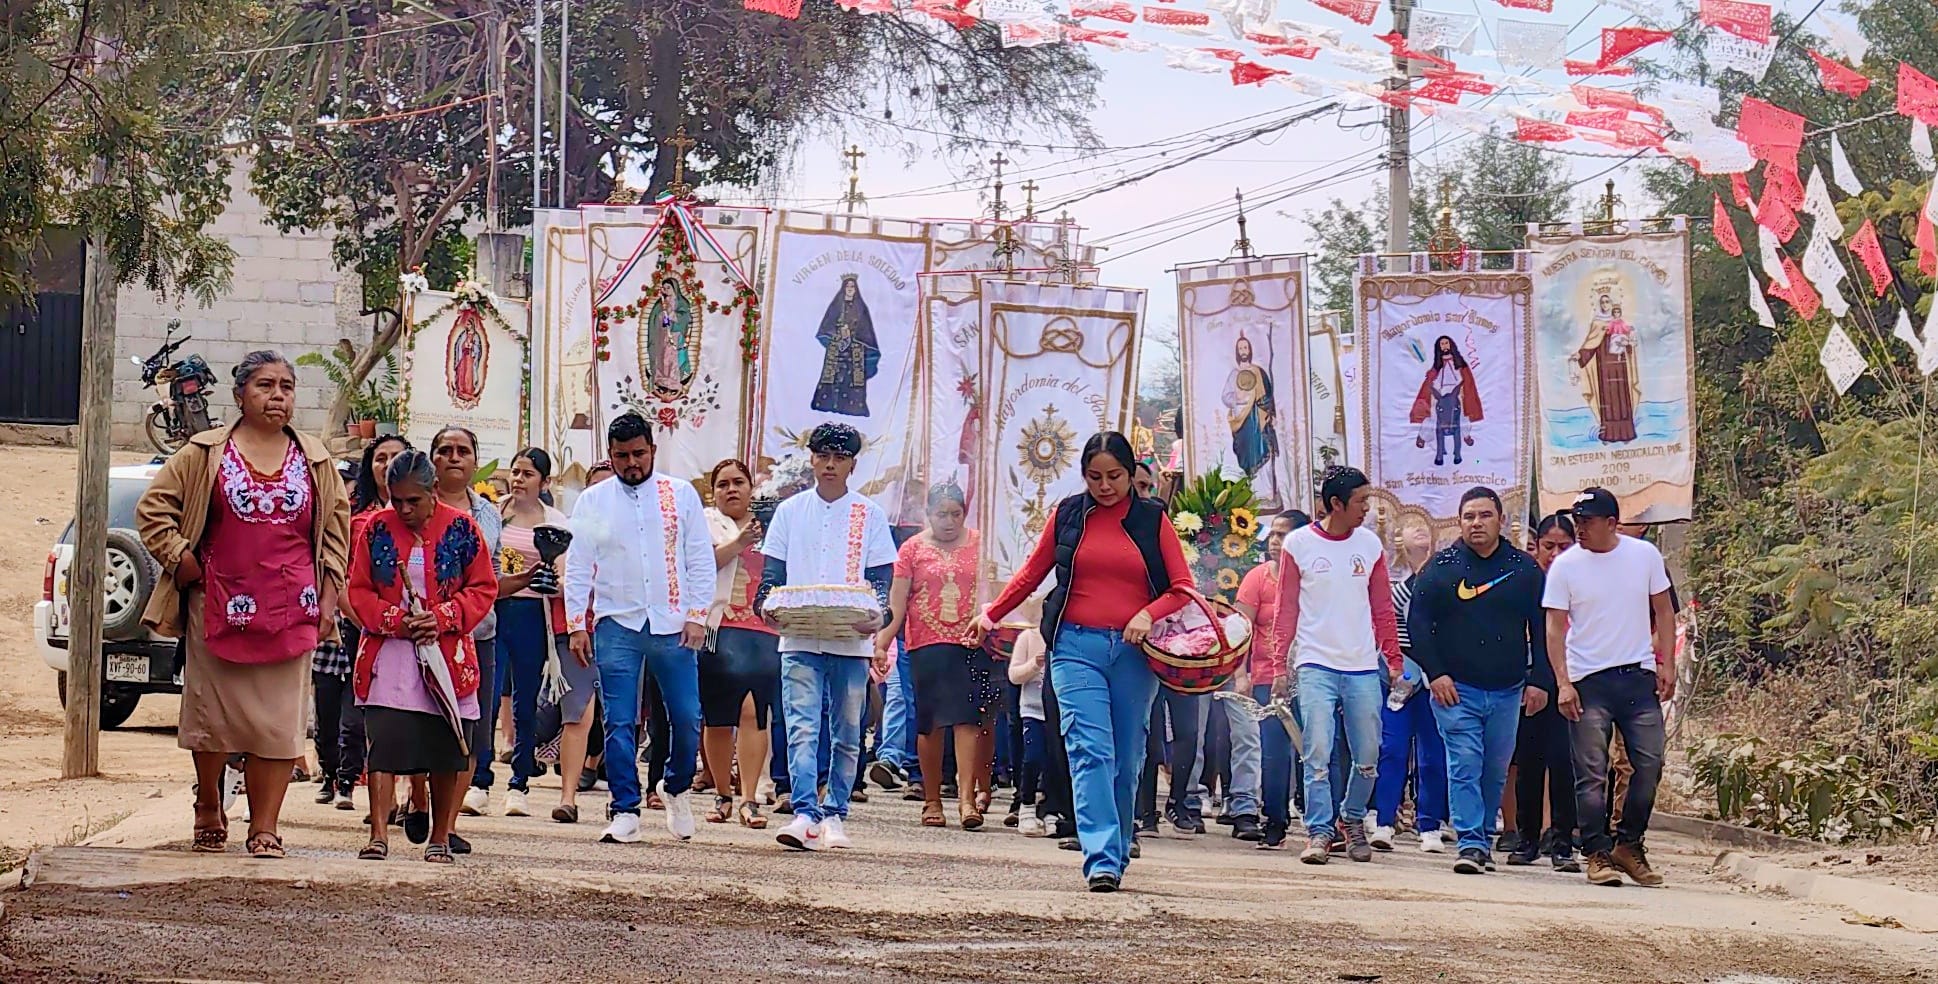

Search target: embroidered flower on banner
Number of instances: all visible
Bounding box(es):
[226,595,257,628]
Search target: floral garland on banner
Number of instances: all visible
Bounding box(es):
[1169,472,1265,604]
[593,203,762,369]
[395,272,530,438]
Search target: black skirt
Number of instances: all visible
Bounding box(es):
[363,707,476,776]
[700,626,781,729]
[911,643,1000,734]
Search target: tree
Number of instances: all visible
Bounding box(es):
[1138,316,1181,412]
[0,0,247,303]
[233,0,1104,434]
[1304,135,1573,331]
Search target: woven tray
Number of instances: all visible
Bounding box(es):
[763,584,881,640]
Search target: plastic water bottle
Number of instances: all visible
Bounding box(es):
[1387,658,1422,711]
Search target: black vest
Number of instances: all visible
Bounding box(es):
[1040,493,1170,650]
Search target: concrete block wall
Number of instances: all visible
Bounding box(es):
[112,167,368,448]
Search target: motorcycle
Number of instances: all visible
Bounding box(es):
[134,320,221,455]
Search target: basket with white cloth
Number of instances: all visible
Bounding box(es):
[762,584,882,640]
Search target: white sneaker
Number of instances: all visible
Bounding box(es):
[821,815,852,849]
[1421,830,1447,854]
[599,813,643,844]
[1441,829,1457,845]
[221,764,245,817]
[504,789,529,817]
[756,777,777,806]
[1018,815,1048,837]
[461,787,488,816]
[334,790,356,811]
[662,783,695,841]
[776,814,823,851]
[1369,824,1396,851]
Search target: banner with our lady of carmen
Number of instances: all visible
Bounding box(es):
[1527,223,1695,522]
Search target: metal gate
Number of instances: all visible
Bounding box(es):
[0,233,85,425]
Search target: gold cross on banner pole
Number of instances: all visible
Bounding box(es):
[665,125,696,199]
[989,152,1010,221]
[1052,210,1084,284]
[840,144,868,213]
[1021,179,1039,221]
[1230,188,1254,259]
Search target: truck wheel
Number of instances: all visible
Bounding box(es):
[54,671,143,730]
[101,528,159,642]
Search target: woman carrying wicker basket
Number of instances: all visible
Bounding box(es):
[974,432,1195,893]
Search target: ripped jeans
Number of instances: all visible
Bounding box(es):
[1295,664,1384,841]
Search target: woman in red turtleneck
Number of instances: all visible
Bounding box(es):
[974,431,1193,893]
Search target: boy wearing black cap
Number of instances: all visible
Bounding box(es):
[1541,487,1676,888]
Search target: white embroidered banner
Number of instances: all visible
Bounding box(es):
[400,288,529,460]
[1176,254,1311,512]
[531,209,597,479]
[927,218,1089,274]
[1308,310,1350,474]
[1528,228,1696,521]
[1354,256,1535,540]
[583,203,767,484]
[1339,331,1366,470]
[977,279,1141,596]
[753,212,931,512]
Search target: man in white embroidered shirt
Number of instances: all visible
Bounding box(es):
[758,423,897,852]
[565,411,715,846]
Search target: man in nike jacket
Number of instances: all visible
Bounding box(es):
[1407,486,1551,873]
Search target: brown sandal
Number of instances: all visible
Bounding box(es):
[358,839,389,861]
[961,803,985,831]
[245,831,285,859]
[921,802,947,828]
[192,826,228,853]
[738,801,767,829]
[706,795,734,823]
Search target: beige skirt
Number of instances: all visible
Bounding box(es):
[176,589,309,759]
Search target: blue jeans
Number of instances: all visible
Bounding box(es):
[1051,625,1159,881]
[878,640,919,776]
[1192,685,1261,818]
[1432,682,1523,854]
[497,599,554,793]
[781,652,870,823]
[469,637,499,789]
[1253,684,1296,831]
[1295,665,1383,840]
[593,619,701,815]
[1374,689,1447,831]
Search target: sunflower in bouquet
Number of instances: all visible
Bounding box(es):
[1168,472,1265,604]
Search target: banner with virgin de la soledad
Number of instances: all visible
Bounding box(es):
[1527,224,1696,522]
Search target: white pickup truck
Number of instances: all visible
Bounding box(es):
[33,463,175,729]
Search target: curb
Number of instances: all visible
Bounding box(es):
[1652,812,1823,853]
[1714,850,1938,932]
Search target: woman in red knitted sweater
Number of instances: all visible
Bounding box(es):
[975,431,1193,892]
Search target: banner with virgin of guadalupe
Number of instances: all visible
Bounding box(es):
[530,208,596,479]
[753,211,931,511]
[1353,254,1535,542]
[976,279,1142,599]
[1175,254,1311,512]
[583,202,768,483]
[399,284,530,457]
[1308,310,1350,474]
[1527,223,1696,521]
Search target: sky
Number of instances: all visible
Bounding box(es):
[741,0,1847,349]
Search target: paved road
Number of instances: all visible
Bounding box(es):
[4,776,1934,983]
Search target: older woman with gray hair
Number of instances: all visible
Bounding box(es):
[136,350,351,859]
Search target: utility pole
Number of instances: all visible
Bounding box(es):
[1385,0,1415,262]
[66,35,124,779]
[531,0,544,213]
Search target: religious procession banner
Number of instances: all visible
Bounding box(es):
[977,279,1142,599]
[1339,330,1366,471]
[1308,309,1350,474]
[1527,223,1696,522]
[584,202,767,483]
[927,218,1092,274]
[753,211,931,512]
[530,208,596,479]
[399,283,529,459]
[1176,254,1311,512]
[1353,255,1535,544]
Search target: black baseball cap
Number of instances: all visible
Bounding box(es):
[1564,487,1621,520]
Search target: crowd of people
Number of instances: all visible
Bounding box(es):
[131,350,1683,893]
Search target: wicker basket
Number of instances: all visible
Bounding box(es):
[763,584,882,640]
[1139,591,1252,695]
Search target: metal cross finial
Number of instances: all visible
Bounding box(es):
[1600,178,1623,223]
[1231,188,1255,259]
[840,144,868,213]
[1022,179,1039,221]
[664,125,697,199]
[990,152,1010,220]
[1052,211,1084,284]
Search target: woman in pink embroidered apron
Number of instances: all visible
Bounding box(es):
[136,351,351,860]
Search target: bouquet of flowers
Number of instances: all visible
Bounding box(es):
[1168,472,1264,604]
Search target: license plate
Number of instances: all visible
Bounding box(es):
[106,653,150,683]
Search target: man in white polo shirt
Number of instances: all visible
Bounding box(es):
[1275,466,1401,865]
[1542,487,1675,888]
[757,423,897,852]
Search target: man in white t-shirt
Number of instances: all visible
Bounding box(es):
[1541,487,1675,889]
[756,423,897,852]
[1275,466,1402,865]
